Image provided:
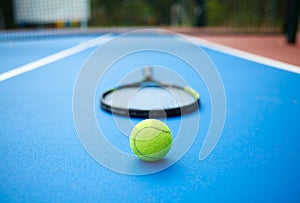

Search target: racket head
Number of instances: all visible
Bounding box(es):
[100,80,200,118]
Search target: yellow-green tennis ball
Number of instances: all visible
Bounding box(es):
[130,119,172,162]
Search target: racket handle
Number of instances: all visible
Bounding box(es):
[144,67,152,80]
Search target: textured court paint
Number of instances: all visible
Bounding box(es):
[0,34,113,82]
[0,35,299,202]
[184,35,300,74]
[0,36,95,74]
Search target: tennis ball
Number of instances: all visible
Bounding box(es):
[130,119,172,161]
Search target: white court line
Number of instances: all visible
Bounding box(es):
[0,34,114,82]
[182,35,300,74]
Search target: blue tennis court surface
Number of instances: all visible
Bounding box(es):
[0,31,299,202]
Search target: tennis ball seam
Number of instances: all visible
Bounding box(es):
[133,126,171,159]
[135,142,172,161]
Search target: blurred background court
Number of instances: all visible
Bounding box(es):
[0,0,299,66]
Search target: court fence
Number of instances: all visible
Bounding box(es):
[0,0,298,35]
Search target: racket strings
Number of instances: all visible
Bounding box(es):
[102,85,197,110]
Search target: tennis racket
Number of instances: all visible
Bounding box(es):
[100,67,200,118]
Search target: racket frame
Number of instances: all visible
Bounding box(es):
[100,67,200,117]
